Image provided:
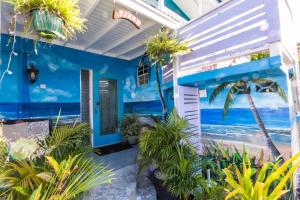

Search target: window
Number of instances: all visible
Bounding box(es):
[137,55,149,86]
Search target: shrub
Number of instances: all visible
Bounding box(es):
[139,110,209,200]
[223,152,300,200]
[0,123,112,200]
[120,115,142,138]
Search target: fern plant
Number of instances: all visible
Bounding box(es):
[5,0,86,41]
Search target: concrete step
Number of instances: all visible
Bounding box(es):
[82,164,137,200]
[136,169,157,200]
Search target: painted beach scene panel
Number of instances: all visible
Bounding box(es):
[200,75,291,159]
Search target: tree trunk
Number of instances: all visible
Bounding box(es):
[155,63,167,116]
[246,93,282,159]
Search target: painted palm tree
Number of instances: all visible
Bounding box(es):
[145,28,190,116]
[209,78,287,159]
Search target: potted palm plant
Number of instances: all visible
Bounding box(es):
[5,0,86,41]
[120,115,142,145]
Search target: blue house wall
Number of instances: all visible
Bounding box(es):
[0,34,162,120]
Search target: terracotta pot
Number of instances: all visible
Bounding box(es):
[31,9,65,40]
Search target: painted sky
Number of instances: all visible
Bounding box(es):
[200,75,288,109]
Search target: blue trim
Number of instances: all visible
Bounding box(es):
[164,0,190,20]
[178,56,282,86]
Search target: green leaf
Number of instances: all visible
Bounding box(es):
[12,186,31,196]
[29,184,42,200]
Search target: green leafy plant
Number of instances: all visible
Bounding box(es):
[120,115,142,138]
[0,122,112,200]
[5,0,86,41]
[41,123,92,161]
[0,159,51,200]
[145,28,190,115]
[29,154,113,200]
[138,110,191,171]
[223,152,300,200]
[139,110,207,199]
[250,51,270,61]
[0,154,113,200]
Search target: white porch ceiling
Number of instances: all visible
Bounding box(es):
[0,0,179,60]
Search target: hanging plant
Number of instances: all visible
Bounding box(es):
[5,0,86,41]
[0,0,86,84]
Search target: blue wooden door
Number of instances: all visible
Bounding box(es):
[92,72,123,147]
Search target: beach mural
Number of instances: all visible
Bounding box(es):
[200,75,291,158]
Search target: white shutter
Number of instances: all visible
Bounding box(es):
[177,86,202,154]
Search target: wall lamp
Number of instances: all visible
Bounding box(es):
[27,64,39,84]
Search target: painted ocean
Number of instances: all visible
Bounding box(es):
[0,103,80,123]
[201,107,291,157]
[124,100,291,155]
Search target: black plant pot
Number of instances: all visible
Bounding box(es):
[148,171,178,200]
[296,188,300,200]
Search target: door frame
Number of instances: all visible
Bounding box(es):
[90,70,124,148]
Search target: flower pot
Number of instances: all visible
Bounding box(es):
[31,9,65,40]
[128,136,138,145]
[149,171,178,200]
[296,188,300,200]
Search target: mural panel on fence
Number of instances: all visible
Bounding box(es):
[200,75,291,158]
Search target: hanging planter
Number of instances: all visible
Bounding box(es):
[5,0,86,42]
[30,9,65,40]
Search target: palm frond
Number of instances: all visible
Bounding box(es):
[43,123,91,160]
[223,85,236,117]
[251,78,274,85]
[251,78,287,102]
[209,82,231,104]
[276,85,288,102]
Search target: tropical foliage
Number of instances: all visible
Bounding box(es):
[250,51,270,61]
[223,152,300,200]
[120,115,142,138]
[145,28,190,115]
[5,0,86,40]
[41,123,92,160]
[139,110,225,200]
[209,78,287,159]
[0,122,112,200]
